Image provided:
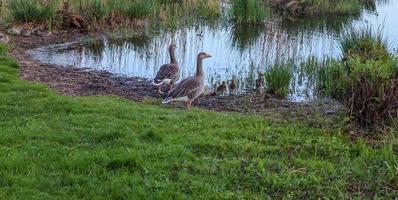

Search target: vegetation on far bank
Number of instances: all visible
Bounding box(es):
[1,44,398,198]
[0,0,385,28]
[0,0,220,29]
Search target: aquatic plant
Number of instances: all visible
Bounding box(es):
[264,63,292,98]
[340,26,391,61]
[320,27,398,128]
[231,0,269,24]
[121,0,157,19]
[77,0,108,23]
[8,0,57,24]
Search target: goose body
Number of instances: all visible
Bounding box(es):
[229,78,238,95]
[153,44,179,93]
[216,81,228,96]
[162,52,212,108]
[256,72,265,95]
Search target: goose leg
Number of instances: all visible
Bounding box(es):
[158,86,164,94]
[186,100,192,109]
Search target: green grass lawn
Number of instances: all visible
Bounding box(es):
[0,45,397,199]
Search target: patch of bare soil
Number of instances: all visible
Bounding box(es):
[3,28,343,124]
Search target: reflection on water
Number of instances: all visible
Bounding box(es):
[29,0,398,102]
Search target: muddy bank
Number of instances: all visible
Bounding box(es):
[3,29,343,122]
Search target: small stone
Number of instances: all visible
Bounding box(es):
[21,29,32,37]
[0,35,9,44]
[33,28,51,37]
[7,27,21,35]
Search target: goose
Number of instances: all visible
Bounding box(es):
[228,78,238,95]
[255,72,265,95]
[216,81,228,96]
[152,44,179,94]
[162,52,212,109]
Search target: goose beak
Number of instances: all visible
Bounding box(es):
[206,54,212,58]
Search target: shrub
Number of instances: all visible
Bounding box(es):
[9,0,57,23]
[264,63,292,98]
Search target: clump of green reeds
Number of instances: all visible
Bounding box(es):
[76,0,157,23]
[264,63,292,98]
[320,26,398,128]
[340,26,391,61]
[8,0,57,24]
[231,0,269,24]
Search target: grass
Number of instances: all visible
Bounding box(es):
[269,0,376,15]
[1,44,398,198]
[8,0,57,24]
[1,0,220,28]
[231,0,269,24]
[264,63,293,98]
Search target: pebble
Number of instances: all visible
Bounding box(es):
[7,27,21,35]
[0,32,9,44]
[0,35,9,44]
[21,29,32,37]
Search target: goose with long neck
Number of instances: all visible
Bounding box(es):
[152,44,180,94]
[162,52,212,109]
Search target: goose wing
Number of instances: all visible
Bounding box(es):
[154,63,179,83]
[166,77,202,99]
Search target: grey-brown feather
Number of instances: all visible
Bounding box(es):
[154,63,179,83]
[166,77,204,100]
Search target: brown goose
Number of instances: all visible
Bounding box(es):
[162,52,212,109]
[256,72,265,95]
[152,44,179,93]
[216,81,228,96]
[228,78,238,95]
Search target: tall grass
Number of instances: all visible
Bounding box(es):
[340,26,391,61]
[268,0,381,15]
[122,0,156,19]
[8,0,57,24]
[72,0,219,27]
[264,63,292,98]
[231,0,269,24]
[317,27,398,128]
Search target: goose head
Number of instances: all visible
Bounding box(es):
[169,44,177,51]
[198,52,212,60]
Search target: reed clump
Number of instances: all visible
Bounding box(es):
[320,27,398,128]
[268,0,376,15]
[231,0,269,24]
[264,63,292,98]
